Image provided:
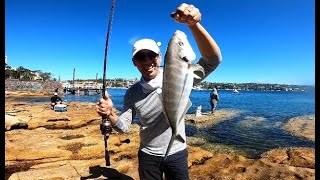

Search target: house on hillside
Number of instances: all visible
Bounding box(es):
[31,71,43,81]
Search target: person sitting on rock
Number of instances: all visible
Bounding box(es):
[50,92,63,109]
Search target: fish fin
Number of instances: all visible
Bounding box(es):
[163,133,175,161]
[189,64,204,79]
[193,73,201,79]
[163,133,186,162]
[176,134,185,143]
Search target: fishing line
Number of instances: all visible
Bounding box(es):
[102,0,116,97]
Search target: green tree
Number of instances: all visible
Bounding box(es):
[5,63,11,69]
[5,63,12,79]
[21,71,36,81]
[39,72,52,81]
[5,69,14,79]
[16,66,35,80]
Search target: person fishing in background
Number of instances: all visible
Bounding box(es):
[96,3,222,180]
[210,87,219,114]
[50,92,63,109]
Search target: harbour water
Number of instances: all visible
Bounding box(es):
[10,88,315,158]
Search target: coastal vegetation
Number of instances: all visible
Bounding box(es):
[5,64,54,81]
[69,78,313,92]
[5,63,313,92]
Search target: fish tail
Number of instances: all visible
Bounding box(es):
[190,64,205,79]
[163,133,175,161]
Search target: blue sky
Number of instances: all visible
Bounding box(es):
[5,0,315,85]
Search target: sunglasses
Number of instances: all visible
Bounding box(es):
[134,51,159,61]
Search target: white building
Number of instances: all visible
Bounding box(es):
[31,71,43,81]
[61,81,72,88]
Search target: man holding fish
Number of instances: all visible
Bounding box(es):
[96,3,222,180]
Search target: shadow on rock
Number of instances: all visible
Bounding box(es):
[81,165,134,180]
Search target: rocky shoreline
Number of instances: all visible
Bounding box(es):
[5,91,315,180]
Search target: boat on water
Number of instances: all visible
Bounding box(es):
[233,89,239,93]
[192,86,205,91]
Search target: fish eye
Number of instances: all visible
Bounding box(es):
[182,57,189,62]
[178,41,184,46]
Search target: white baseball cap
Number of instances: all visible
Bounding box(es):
[132,39,160,57]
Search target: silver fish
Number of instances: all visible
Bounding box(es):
[162,30,204,160]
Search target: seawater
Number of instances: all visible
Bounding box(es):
[10,88,315,158]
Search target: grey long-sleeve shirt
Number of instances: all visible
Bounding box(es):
[113,57,221,157]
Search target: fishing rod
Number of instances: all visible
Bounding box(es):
[100,0,116,166]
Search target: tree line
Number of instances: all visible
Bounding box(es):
[66,78,312,91]
[5,63,54,81]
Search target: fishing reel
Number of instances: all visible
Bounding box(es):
[100,117,112,166]
[100,118,112,136]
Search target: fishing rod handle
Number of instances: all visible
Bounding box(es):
[104,134,111,166]
[101,115,112,166]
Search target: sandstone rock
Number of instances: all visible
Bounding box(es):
[5,99,315,180]
[282,115,315,141]
[5,115,28,131]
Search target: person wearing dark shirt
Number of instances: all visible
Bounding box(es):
[51,92,63,109]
